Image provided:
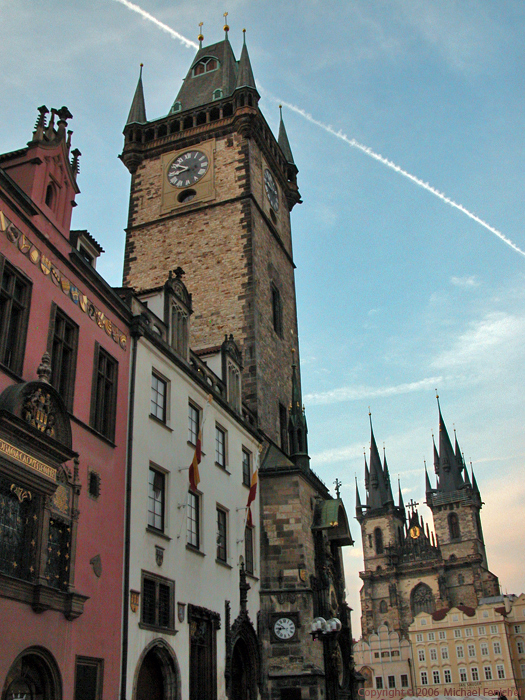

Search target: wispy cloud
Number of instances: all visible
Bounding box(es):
[432,311,525,371]
[304,376,443,407]
[451,275,481,289]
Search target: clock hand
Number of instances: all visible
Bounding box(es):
[172,165,189,174]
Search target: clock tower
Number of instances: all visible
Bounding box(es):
[120,28,301,446]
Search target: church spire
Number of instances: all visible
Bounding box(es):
[435,396,465,492]
[278,105,296,166]
[425,463,433,498]
[288,352,309,470]
[356,477,363,518]
[235,29,257,92]
[383,446,394,504]
[366,413,389,510]
[398,479,405,511]
[126,64,147,126]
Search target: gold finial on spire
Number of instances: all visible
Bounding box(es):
[198,22,204,47]
[223,11,229,33]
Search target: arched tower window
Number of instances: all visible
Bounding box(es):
[448,512,460,540]
[379,600,388,614]
[411,583,435,616]
[374,527,383,555]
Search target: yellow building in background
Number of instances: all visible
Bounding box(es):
[409,596,523,695]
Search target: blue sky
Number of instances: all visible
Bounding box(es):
[1,0,524,629]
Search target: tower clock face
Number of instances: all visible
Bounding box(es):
[264,169,279,212]
[273,617,296,640]
[167,150,209,188]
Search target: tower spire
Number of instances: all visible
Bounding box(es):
[126,64,147,126]
[235,29,257,92]
[288,351,309,470]
[356,477,363,518]
[436,395,465,492]
[278,105,296,166]
[398,478,404,510]
[367,411,389,509]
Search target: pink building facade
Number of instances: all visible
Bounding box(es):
[0,106,129,700]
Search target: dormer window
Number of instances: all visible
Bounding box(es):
[192,57,219,77]
[171,303,189,358]
[171,101,182,114]
[78,245,94,266]
[212,89,223,101]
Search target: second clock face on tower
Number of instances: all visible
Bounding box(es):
[264,169,279,212]
[167,150,209,188]
[273,617,296,640]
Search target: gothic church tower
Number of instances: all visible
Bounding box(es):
[357,403,499,640]
[120,28,302,446]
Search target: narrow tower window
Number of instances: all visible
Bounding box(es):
[272,285,283,337]
[45,182,55,209]
[374,527,384,554]
[448,512,461,540]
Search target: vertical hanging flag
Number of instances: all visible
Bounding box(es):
[189,429,202,491]
[246,468,258,527]
[188,394,213,491]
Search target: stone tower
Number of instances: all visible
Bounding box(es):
[120,29,302,446]
[356,404,499,640]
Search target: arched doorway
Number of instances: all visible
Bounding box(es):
[231,638,252,700]
[2,647,62,700]
[134,640,180,700]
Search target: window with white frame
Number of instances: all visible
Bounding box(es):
[454,629,462,638]
[416,633,423,642]
[465,628,473,637]
[148,467,165,531]
[420,672,428,686]
[517,641,525,654]
[496,664,505,679]
[439,630,447,640]
[215,425,227,468]
[493,641,501,655]
[441,646,449,660]
[456,646,464,659]
[459,668,467,683]
[484,666,492,680]
[375,677,383,690]
[478,626,486,635]
[483,610,489,618]
[430,648,437,661]
[418,650,425,662]
[151,372,167,422]
[188,402,200,444]
[428,632,435,641]
[432,670,440,685]
[468,644,476,658]
[216,507,227,562]
[401,675,408,688]
[515,625,522,633]
[187,491,200,549]
[490,625,498,634]
[480,643,489,656]
[242,448,251,487]
[388,676,395,689]
[444,669,452,684]
[471,668,479,682]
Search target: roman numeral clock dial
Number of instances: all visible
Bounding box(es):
[167,150,209,188]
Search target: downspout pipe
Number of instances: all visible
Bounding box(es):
[120,319,142,700]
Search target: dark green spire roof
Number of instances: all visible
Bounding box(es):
[278,106,295,165]
[356,477,363,517]
[235,32,257,91]
[126,64,147,125]
[171,38,238,113]
[366,415,390,510]
[436,399,466,492]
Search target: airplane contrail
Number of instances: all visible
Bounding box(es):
[271,97,525,259]
[112,0,198,49]
[112,0,525,259]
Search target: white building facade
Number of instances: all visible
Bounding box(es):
[121,270,262,700]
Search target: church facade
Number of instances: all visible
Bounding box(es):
[354,403,501,690]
